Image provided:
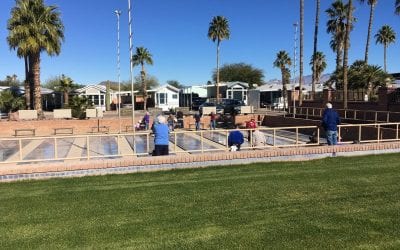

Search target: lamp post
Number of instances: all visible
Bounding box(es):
[293,22,298,117]
[115,10,122,133]
[128,0,136,150]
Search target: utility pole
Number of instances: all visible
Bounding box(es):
[115,10,122,133]
[293,22,298,117]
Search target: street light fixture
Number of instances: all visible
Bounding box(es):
[115,10,122,133]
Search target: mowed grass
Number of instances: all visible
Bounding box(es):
[1,154,400,249]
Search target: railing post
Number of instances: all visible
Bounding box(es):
[345,110,347,119]
[273,129,276,147]
[359,125,362,143]
[226,129,229,151]
[174,131,177,154]
[306,108,309,119]
[377,124,381,143]
[19,138,23,161]
[387,112,390,123]
[200,130,204,153]
[317,127,320,145]
[54,137,58,160]
[354,110,357,120]
[397,124,399,140]
[117,135,121,156]
[375,112,378,123]
[147,133,150,155]
[296,128,299,145]
[87,135,90,160]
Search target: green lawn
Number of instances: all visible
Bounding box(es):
[1,154,400,249]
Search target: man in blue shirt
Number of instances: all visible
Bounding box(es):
[228,125,244,151]
[322,103,340,145]
[152,115,169,156]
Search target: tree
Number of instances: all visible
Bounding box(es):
[7,0,64,115]
[375,25,396,72]
[299,0,304,106]
[69,96,93,119]
[166,80,184,89]
[0,89,25,113]
[132,47,153,110]
[326,1,349,71]
[359,0,377,64]
[342,0,354,109]
[208,16,230,104]
[311,0,320,99]
[134,74,159,95]
[273,51,292,110]
[310,52,327,87]
[59,74,74,106]
[212,63,264,89]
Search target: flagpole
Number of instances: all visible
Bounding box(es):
[128,0,136,151]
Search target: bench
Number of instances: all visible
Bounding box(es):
[90,126,110,133]
[54,127,74,135]
[14,128,35,137]
[189,123,204,130]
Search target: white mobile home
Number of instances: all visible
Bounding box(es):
[147,84,180,111]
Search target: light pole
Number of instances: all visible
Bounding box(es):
[115,10,122,133]
[128,0,136,150]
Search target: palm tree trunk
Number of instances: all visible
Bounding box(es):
[141,64,147,111]
[311,0,320,99]
[29,55,35,109]
[299,0,304,106]
[31,52,43,115]
[336,46,341,72]
[364,3,375,64]
[342,0,353,110]
[384,44,387,72]
[24,56,31,110]
[216,41,220,104]
[63,91,68,106]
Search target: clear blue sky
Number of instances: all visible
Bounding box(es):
[1,0,400,86]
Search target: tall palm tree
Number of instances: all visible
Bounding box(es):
[326,0,348,71]
[132,47,153,110]
[311,0,320,99]
[59,74,74,106]
[208,16,230,104]
[395,0,400,14]
[359,0,377,64]
[310,51,327,87]
[343,0,354,109]
[375,25,396,72]
[273,51,292,110]
[299,0,304,106]
[7,0,64,115]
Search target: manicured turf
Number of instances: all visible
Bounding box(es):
[1,153,400,249]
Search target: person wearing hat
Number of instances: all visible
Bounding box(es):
[322,102,340,145]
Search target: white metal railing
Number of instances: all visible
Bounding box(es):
[0,123,399,164]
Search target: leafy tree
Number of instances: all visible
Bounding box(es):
[310,51,327,88]
[212,63,264,89]
[208,16,230,103]
[7,0,64,114]
[69,96,93,119]
[0,89,25,113]
[132,47,153,110]
[375,25,396,72]
[134,75,159,94]
[0,75,20,87]
[359,0,378,63]
[166,80,183,89]
[273,51,292,110]
[59,74,75,105]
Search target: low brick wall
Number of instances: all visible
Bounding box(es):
[1,142,400,182]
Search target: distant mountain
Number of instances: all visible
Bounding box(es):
[265,74,331,85]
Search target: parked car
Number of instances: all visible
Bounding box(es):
[220,99,245,114]
[199,102,224,115]
[191,97,207,110]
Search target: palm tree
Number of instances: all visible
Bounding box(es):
[132,47,153,110]
[59,74,74,106]
[326,0,348,71]
[395,0,400,14]
[273,51,292,110]
[375,25,396,72]
[208,16,230,104]
[359,0,377,64]
[311,0,320,99]
[310,52,327,87]
[7,0,64,115]
[342,0,354,109]
[299,0,304,106]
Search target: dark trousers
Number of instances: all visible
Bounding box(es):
[153,145,169,156]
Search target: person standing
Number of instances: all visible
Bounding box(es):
[228,125,244,151]
[152,115,169,156]
[322,103,340,145]
[143,111,150,130]
[193,112,201,130]
[245,118,257,140]
[167,114,175,131]
[210,111,216,130]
